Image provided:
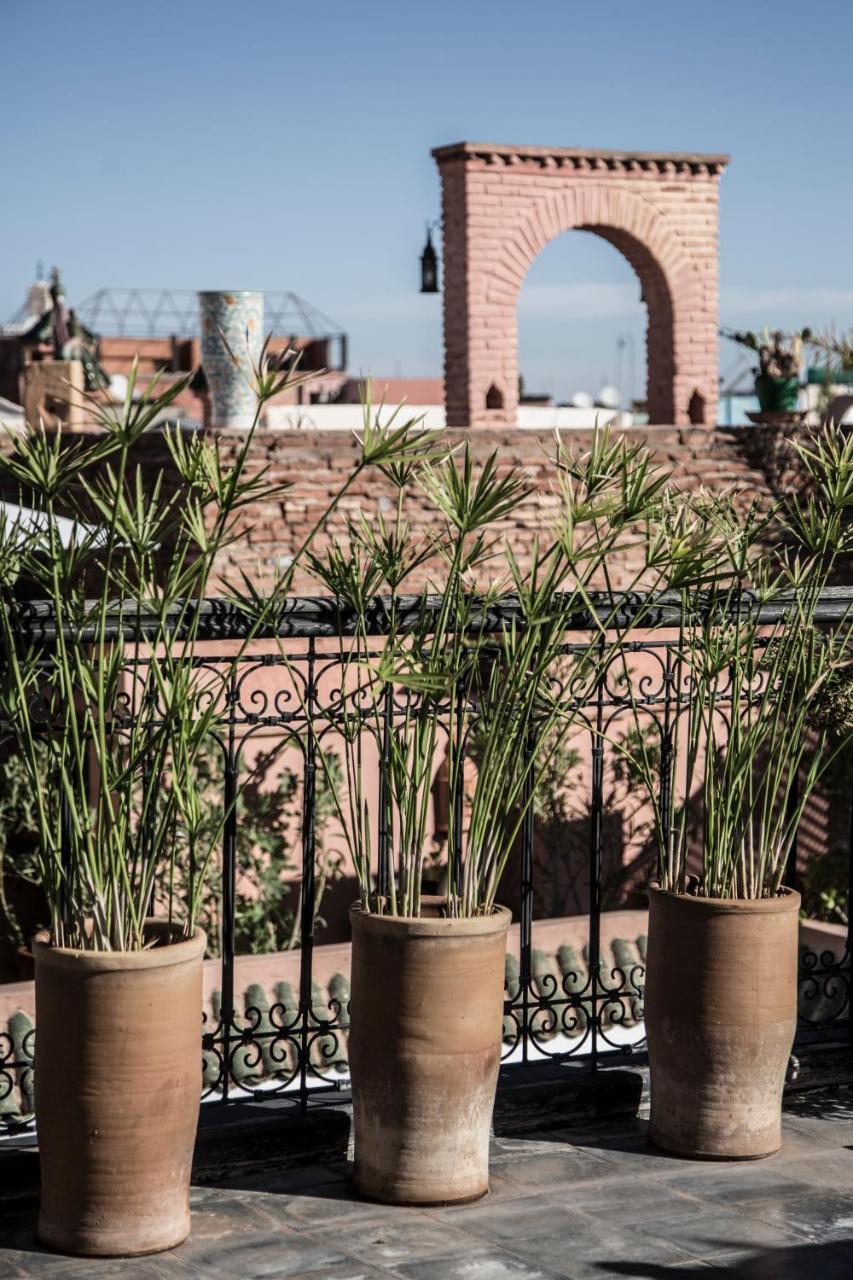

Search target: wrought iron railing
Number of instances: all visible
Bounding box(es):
[0,589,851,1129]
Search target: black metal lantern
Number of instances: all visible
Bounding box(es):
[419,222,439,294]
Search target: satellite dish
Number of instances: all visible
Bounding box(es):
[109,374,129,402]
[596,385,621,409]
[570,391,594,409]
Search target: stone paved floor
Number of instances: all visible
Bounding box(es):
[2,1091,853,1279]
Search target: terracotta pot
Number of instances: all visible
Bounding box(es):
[645,885,800,1159]
[33,920,205,1256]
[348,897,510,1204]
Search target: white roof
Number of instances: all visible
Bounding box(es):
[0,501,102,550]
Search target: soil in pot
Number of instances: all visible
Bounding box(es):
[644,885,799,1160]
[348,896,511,1205]
[33,919,205,1256]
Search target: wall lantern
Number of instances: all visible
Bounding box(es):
[419,221,440,294]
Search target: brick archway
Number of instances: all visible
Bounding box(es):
[433,143,729,427]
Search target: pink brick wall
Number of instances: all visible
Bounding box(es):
[433,143,728,430]
[3,423,793,595]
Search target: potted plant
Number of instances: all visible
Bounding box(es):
[299,429,707,1203]
[628,424,853,1158]
[722,327,812,414]
[0,355,421,1255]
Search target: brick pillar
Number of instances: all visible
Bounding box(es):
[23,360,86,430]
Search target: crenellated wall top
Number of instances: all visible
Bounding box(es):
[432,140,729,177]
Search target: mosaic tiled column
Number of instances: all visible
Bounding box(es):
[198,291,264,428]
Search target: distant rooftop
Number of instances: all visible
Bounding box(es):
[4,288,347,343]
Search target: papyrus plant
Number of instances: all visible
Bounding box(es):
[625,423,853,899]
[0,353,426,951]
[305,429,712,918]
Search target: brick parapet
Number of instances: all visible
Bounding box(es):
[0,423,808,595]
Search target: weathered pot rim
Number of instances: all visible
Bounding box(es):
[32,918,206,971]
[350,896,511,938]
[648,883,801,915]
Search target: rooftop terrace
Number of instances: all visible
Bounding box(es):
[1,1087,852,1278]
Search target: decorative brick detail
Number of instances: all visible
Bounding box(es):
[433,141,729,428]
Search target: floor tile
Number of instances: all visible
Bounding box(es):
[633,1205,806,1260]
[497,1149,621,1191]
[731,1188,853,1242]
[502,1217,696,1276]
[424,1196,591,1243]
[394,1246,573,1279]
[2,1098,852,1280]
[319,1211,481,1266]
[271,1267,391,1280]
[174,1230,350,1278]
[771,1146,853,1187]
[549,1177,699,1226]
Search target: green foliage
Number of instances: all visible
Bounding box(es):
[0,354,416,951]
[801,843,849,927]
[0,748,46,948]
[622,421,853,899]
[153,744,343,955]
[307,426,712,917]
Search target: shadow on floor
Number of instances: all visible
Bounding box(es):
[600,1237,853,1278]
[782,1084,853,1122]
[191,1103,351,1193]
[491,1065,644,1142]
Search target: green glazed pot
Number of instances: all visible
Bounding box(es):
[755,375,799,413]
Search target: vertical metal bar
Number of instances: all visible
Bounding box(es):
[59,788,73,928]
[784,769,800,893]
[298,640,318,1112]
[450,684,465,902]
[519,728,536,1065]
[589,644,606,1074]
[658,646,675,876]
[377,683,391,899]
[220,672,238,1104]
[847,793,853,1045]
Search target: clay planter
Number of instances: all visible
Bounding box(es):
[755,374,799,414]
[33,920,205,1256]
[645,885,800,1160]
[348,898,511,1205]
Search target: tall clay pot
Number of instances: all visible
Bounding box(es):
[645,886,799,1160]
[349,898,510,1205]
[33,920,205,1256]
[198,290,264,428]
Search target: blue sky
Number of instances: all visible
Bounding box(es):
[3,1,852,401]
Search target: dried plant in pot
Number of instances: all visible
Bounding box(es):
[0,352,404,1255]
[626,426,853,1159]
[722,327,811,415]
[302,430,698,1203]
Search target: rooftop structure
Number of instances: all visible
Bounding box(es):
[0,281,350,417]
[434,141,728,428]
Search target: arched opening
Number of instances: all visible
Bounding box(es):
[485,383,504,411]
[688,389,707,425]
[517,230,650,416]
